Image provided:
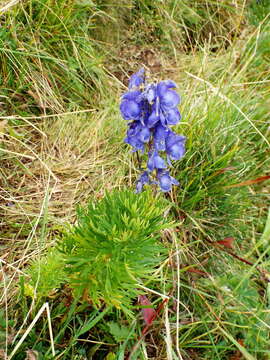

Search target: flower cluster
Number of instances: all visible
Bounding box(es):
[120,68,186,193]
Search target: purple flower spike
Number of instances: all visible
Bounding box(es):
[120,68,186,193]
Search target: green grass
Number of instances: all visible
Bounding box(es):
[1,0,270,359]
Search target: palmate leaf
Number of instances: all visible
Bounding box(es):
[107,322,134,342]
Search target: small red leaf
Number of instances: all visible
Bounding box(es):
[216,237,234,249]
[225,175,270,189]
[186,267,208,276]
[138,295,156,325]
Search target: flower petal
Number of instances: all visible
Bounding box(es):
[145,83,157,103]
[147,151,167,171]
[157,80,177,97]
[135,171,149,193]
[120,100,141,120]
[168,143,185,160]
[128,68,145,89]
[158,172,172,192]
[139,126,151,143]
[170,175,179,186]
[147,110,160,128]
[125,133,144,152]
[163,107,182,125]
[158,171,179,192]
[160,90,180,109]
[122,90,142,101]
[153,123,168,151]
[166,131,186,160]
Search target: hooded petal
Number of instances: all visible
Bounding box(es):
[168,143,185,160]
[160,90,180,109]
[166,131,186,160]
[157,80,177,97]
[146,109,160,128]
[163,107,182,125]
[144,83,157,103]
[120,99,141,120]
[127,122,150,143]
[153,123,168,151]
[128,68,145,89]
[158,171,179,192]
[147,151,167,171]
[135,171,149,193]
[159,172,172,192]
[138,126,151,143]
[122,90,142,102]
[125,135,144,152]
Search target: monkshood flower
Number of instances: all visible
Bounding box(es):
[125,121,151,152]
[135,171,149,194]
[165,131,186,161]
[120,68,186,193]
[157,170,179,193]
[147,150,167,172]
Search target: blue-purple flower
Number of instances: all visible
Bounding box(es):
[125,122,151,152]
[157,170,179,192]
[135,171,150,193]
[147,150,167,172]
[120,91,142,120]
[165,131,186,161]
[153,123,168,151]
[128,68,145,89]
[120,68,186,193]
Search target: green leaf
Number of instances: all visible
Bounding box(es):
[107,322,133,343]
[75,307,110,338]
[219,326,256,360]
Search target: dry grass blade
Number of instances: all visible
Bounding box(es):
[164,303,173,360]
[225,175,270,188]
[8,303,55,359]
[0,0,21,14]
[173,233,184,360]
